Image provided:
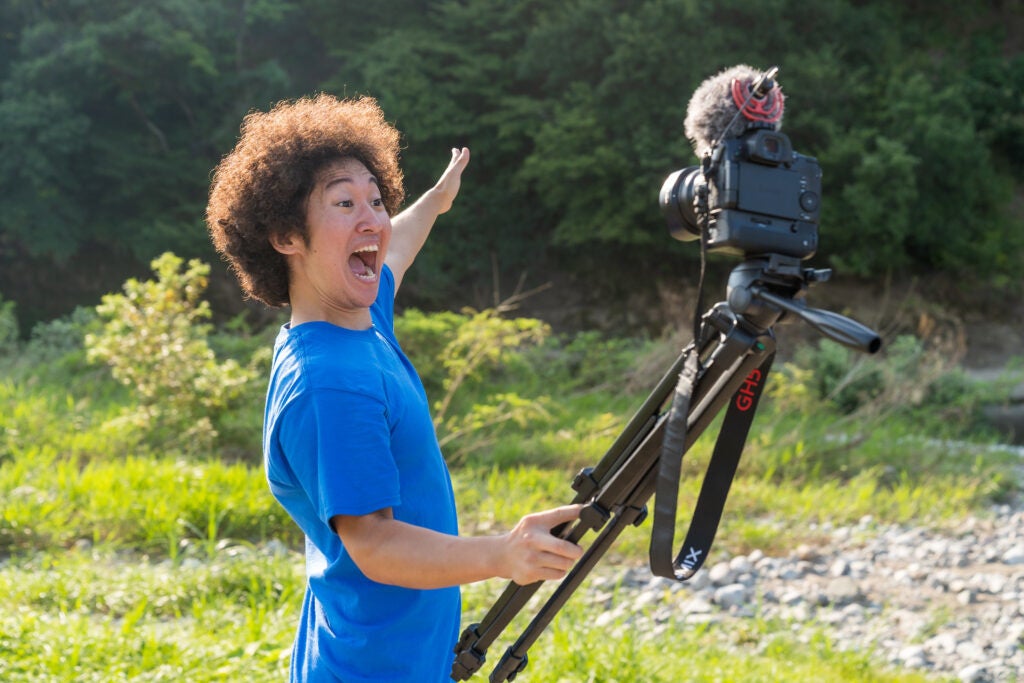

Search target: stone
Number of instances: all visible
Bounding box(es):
[824,576,862,606]
[957,663,991,683]
[708,561,734,586]
[713,583,748,609]
[1002,545,1024,565]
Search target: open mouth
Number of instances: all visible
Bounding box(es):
[348,244,379,282]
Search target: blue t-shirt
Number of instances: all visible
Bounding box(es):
[263,266,460,683]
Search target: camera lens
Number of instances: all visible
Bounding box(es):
[659,166,702,242]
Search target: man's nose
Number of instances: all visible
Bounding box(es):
[356,202,387,231]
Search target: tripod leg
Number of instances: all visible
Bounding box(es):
[451,352,690,680]
[456,304,772,681]
[482,324,774,680]
[488,504,648,682]
[458,260,882,679]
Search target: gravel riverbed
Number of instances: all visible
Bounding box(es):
[586,501,1024,682]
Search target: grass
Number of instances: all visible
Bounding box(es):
[0,544,940,683]
[1,304,1021,681]
[0,449,294,556]
[0,550,936,683]
[1,447,1012,682]
[508,609,936,682]
[0,549,298,682]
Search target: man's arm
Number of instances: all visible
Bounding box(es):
[331,504,583,589]
[386,147,470,293]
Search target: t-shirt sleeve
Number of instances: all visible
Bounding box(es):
[276,387,402,523]
[372,264,396,336]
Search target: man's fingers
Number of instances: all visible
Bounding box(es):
[511,550,579,586]
[526,505,585,561]
[537,504,584,528]
[442,147,470,179]
[541,548,580,571]
[428,147,469,215]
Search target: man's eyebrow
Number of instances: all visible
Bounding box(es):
[323,174,379,191]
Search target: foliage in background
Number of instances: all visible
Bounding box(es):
[0,294,17,354]
[396,303,553,463]
[757,332,1018,505]
[1,0,1022,325]
[0,0,315,261]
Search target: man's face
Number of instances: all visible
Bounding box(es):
[287,158,392,326]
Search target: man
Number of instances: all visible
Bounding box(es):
[206,93,582,682]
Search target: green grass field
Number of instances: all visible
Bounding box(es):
[1,276,1020,681]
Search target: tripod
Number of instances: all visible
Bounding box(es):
[451,254,881,682]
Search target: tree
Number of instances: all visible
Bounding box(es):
[0,0,316,261]
[1,0,1021,330]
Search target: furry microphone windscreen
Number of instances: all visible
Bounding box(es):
[683,64,785,156]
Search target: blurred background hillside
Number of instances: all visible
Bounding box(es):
[0,0,1021,348]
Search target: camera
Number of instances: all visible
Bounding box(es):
[659,128,822,259]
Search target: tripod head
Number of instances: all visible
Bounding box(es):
[724,254,881,354]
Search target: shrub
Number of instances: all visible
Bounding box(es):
[790,338,885,414]
[85,253,258,455]
[396,305,552,464]
[393,308,467,399]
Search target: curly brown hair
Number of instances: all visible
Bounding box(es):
[206,93,405,306]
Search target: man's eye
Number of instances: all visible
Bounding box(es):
[337,200,354,208]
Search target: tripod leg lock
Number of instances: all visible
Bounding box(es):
[451,623,486,680]
[578,501,611,532]
[632,504,649,527]
[493,649,529,682]
[571,467,599,498]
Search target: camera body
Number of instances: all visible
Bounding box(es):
[659,128,821,259]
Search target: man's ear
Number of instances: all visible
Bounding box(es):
[269,231,302,255]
